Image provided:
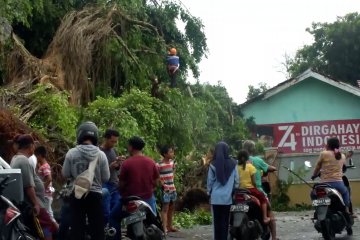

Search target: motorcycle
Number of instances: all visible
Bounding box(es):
[56,180,117,240]
[283,161,354,240]
[228,188,271,240]
[122,196,165,240]
[0,175,35,240]
[311,181,353,240]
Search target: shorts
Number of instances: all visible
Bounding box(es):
[162,191,177,204]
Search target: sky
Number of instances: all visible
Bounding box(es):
[179,0,360,103]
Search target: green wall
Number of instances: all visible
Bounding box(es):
[242,77,360,125]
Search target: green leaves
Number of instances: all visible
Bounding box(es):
[27,84,79,142]
[0,0,44,27]
[84,96,140,141]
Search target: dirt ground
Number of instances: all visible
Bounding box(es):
[167,209,360,240]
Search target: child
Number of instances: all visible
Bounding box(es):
[237,150,270,224]
[35,146,56,222]
[158,146,178,233]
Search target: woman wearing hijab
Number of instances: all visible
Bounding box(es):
[207,142,239,240]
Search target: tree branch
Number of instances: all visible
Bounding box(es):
[112,30,140,69]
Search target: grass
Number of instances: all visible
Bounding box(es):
[173,209,212,229]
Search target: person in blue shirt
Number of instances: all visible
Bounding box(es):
[166,48,180,88]
[207,142,239,240]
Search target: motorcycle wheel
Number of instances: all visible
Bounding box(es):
[228,214,250,240]
[261,231,271,240]
[320,219,335,240]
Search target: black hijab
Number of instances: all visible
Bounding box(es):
[212,141,236,185]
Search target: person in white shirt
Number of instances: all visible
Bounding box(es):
[29,154,37,170]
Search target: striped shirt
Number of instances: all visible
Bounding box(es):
[38,163,53,197]
[158,160,176,192]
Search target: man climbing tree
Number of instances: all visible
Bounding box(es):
[166,48,180,88]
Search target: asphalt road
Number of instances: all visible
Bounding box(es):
[167,210,360,240]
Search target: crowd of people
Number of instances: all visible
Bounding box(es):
[207,141,277,240]
[207,137,355,240]
[7,121,356,240]
[9,122,179,240]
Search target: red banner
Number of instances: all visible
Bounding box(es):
[258,119,360,154]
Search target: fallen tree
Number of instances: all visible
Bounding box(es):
[6,5,164,107]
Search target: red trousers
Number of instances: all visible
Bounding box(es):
[248,188,268,205]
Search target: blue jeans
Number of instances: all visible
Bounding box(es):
[102,183,121,225]
[109,195,157,239]
[311,181,350,206]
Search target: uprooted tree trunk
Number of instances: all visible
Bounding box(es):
[5,5,163,107]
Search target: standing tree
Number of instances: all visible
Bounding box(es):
[246,82,269,100]
[288,13,360,85]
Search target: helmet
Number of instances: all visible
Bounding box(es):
[169,48,177,55]
[76,121,99,145]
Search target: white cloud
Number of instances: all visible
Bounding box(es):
[180,0,360,103]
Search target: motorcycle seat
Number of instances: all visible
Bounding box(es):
[122,196,142,203]
[313,183,332,189]
[233,188,251,194]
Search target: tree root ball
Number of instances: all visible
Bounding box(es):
[176,188,210,212]
[0,108,51,162]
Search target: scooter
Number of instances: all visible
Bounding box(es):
[283,161,354,240]
[0,175,36,240]
[228,188,271,240]
[122,196,165,240]
[311,180,353,240]
[56,180,117,240]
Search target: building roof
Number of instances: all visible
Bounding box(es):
[242,69,360,107]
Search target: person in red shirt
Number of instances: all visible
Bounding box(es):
[110,136,160,239]
[118,136,160,206]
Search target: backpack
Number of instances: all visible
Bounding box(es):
[73,154,99,199]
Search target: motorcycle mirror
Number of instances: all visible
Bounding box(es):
[304,161,312,168]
